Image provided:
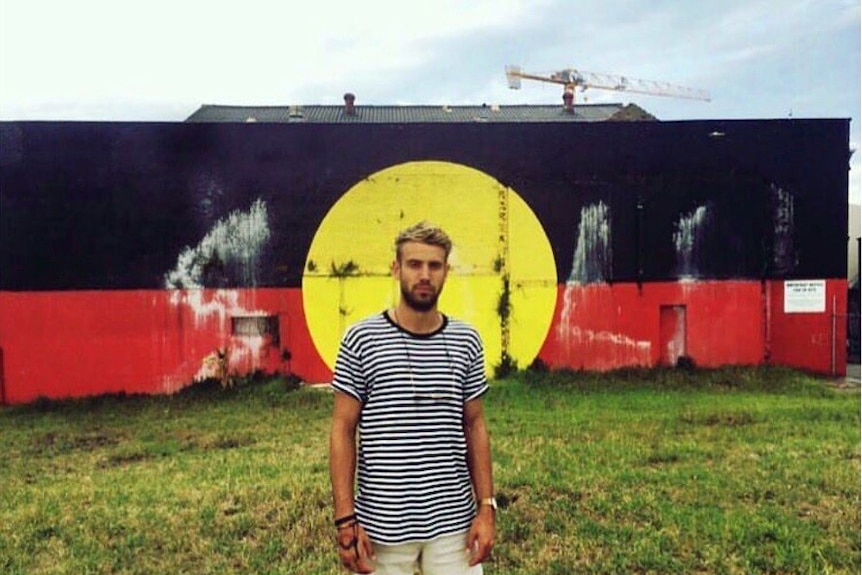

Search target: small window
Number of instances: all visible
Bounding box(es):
[231,315,280,345]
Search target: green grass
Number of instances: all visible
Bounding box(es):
[0,367,858,574]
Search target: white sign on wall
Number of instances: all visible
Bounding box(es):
[784,280,826,313]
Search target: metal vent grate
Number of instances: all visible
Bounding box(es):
[231,316,280,345]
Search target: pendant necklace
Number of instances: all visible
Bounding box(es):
[392,308,419,401]
[392,308,453,403]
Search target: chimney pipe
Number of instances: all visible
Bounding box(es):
[344,93,356,116]
[562,87,575,114]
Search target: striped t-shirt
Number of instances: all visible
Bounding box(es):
[331,311,488,545]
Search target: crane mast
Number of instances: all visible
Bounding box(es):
[505,65,711,102]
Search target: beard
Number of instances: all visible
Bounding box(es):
[400,280,440,312]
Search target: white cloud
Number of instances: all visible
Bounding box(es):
[0,0,541,117]
[0,0,858,196]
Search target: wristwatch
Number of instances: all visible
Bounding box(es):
[478,497,498,511]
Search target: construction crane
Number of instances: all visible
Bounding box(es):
[505,65,711,103]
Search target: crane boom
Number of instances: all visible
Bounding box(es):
[505,65,710,102]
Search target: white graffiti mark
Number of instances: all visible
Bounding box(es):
[170,289,245,325]
[557,281,577,343]
[568,201,612,284]
[167,289,275,384]
[557,283,651,370]
[568,326,651,355]
[165,198,271,289]
[561,324,651,369]
[673,204,709,279]
[163,199,276,387]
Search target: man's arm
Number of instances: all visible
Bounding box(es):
[330,392,361,519]
[329,392,375,573]
[464,397,495,566]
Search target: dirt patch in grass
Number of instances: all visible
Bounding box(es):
[100,450,154,468]
[29,430,121,456]
[196,434,256,451]
[679,410,758,426]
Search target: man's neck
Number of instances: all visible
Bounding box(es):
[392,304,442,334]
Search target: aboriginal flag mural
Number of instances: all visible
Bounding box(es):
[0,118,850,404]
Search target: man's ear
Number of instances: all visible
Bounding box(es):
[391,259,399,278]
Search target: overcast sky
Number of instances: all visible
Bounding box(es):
[1,0,859,203]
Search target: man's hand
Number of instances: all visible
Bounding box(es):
[336,522,376,574]
[466,507,495,566]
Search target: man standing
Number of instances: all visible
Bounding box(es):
[329,221,496,574]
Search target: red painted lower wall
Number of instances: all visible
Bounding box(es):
[0,289,330,405]
[767,279,848,375]
[0,279,848,405]
[537,281,766,371]
[536,279,847,376]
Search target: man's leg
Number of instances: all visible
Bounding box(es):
[359,540,421,575]
[419,531,483,575]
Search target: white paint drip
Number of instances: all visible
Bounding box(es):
[165,198,271,289]
[569,326,651,351]
[557,281,577,343]
[673,205,709,279]
[167,288,274,383]
[163,199,276,386]
[230,335,267,364]
[556,283,651,369]
[564,324,652,368]
[559,201,610,345]
[171,289,244,325]
[568,201,612,284]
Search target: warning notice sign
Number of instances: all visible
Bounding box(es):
[784,280,826,313]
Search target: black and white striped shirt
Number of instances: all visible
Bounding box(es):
[332,311,488,544]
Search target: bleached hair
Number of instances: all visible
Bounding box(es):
[394,221,453,261]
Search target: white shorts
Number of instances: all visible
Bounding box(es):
[359,530,484,575]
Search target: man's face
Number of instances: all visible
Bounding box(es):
[393,241,449,312]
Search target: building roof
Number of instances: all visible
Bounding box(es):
[185,102,657,123]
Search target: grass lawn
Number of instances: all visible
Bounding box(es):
[0,367,859,574]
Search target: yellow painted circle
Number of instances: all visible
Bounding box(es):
[302,160,557,376]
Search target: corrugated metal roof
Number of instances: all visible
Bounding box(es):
[185,103,656,123]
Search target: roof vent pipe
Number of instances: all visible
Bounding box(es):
[562,87,575,114]
[344,93,356,116]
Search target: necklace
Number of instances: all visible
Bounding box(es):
[391,308,455,404]
[392,308,418,400]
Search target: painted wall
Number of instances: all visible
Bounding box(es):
[0,119,850,403]
[0,289,323,404]
[767,279,849,374]
[849,204,860,288]
[541,281,767,370]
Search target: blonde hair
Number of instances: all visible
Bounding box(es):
[394,221,453,261]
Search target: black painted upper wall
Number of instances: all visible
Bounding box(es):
[0,119,849,290]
